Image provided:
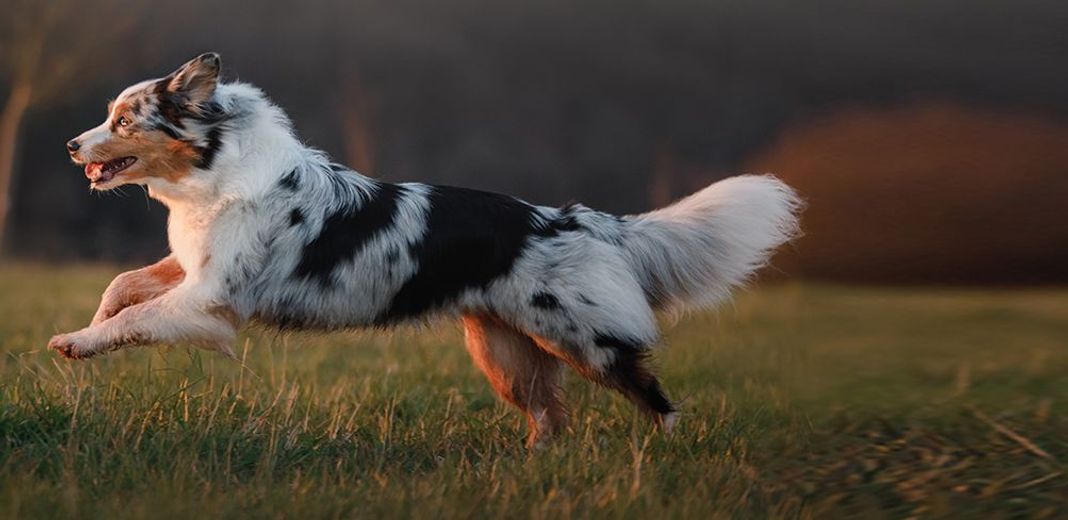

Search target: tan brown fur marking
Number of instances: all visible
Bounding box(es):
[91,257,185,326]
[87,126,199,184]
[462,313,568,448]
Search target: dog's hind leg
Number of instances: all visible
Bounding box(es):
[462,313,568,449]
[597,341,677,433]
[534,335,677,433]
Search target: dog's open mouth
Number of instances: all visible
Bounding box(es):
[85,156,137,185]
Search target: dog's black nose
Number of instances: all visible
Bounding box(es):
[66,140,81,153]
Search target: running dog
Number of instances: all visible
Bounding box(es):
[54,53,801,447]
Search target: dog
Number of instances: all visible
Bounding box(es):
[53,53,801,447]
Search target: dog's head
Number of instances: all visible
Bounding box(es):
[67,52,227,191]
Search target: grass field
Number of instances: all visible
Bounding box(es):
[1,265,1066,518]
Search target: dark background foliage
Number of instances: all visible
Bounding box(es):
[2,0,1065,281]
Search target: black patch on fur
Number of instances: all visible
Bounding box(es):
[152,77,230,147]
[594,332,674,415]
[256,296,314,331]
[578,294,597,306]
[154,122,183,140]
[154,75,228,124]
[154,79,187,128]
[294,182,402,287]
[375,186,551,324]
[531,292,561,310]
[385,245,400,264]
[278,169,300,191]
[194,127,224,169]
[608,349,675,415]
[551,204,584,232]
[552,217,582,232]
[190,101,226,124]
[593,333,641,351]
[289,208,304,227]
[323,168,353,199]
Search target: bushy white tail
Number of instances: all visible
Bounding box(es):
[622,174,802,313]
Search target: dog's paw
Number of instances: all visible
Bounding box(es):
[48,332,98,360]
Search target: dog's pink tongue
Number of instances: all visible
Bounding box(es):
[85,163,110,183]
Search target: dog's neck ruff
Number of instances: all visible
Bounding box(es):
[146,82,318,210]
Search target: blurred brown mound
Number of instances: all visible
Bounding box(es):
[747,104,1068,284]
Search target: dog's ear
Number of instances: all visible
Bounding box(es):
[166,52,221,104]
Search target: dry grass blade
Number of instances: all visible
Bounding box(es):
[971,408,1055,462]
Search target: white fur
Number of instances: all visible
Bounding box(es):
[623,175,802,315]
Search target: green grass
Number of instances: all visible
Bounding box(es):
[1,265,1066,518]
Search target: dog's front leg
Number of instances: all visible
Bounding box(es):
[49,286,240,360]
[91,255,185,326]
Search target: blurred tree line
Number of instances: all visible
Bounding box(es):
[751,104,1068,283]
[1,0,1065,282]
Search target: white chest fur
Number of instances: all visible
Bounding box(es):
[166,199,234,282]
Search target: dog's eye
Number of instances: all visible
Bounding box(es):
[117,116,131,127]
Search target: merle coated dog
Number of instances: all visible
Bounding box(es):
[54,53,801,447]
